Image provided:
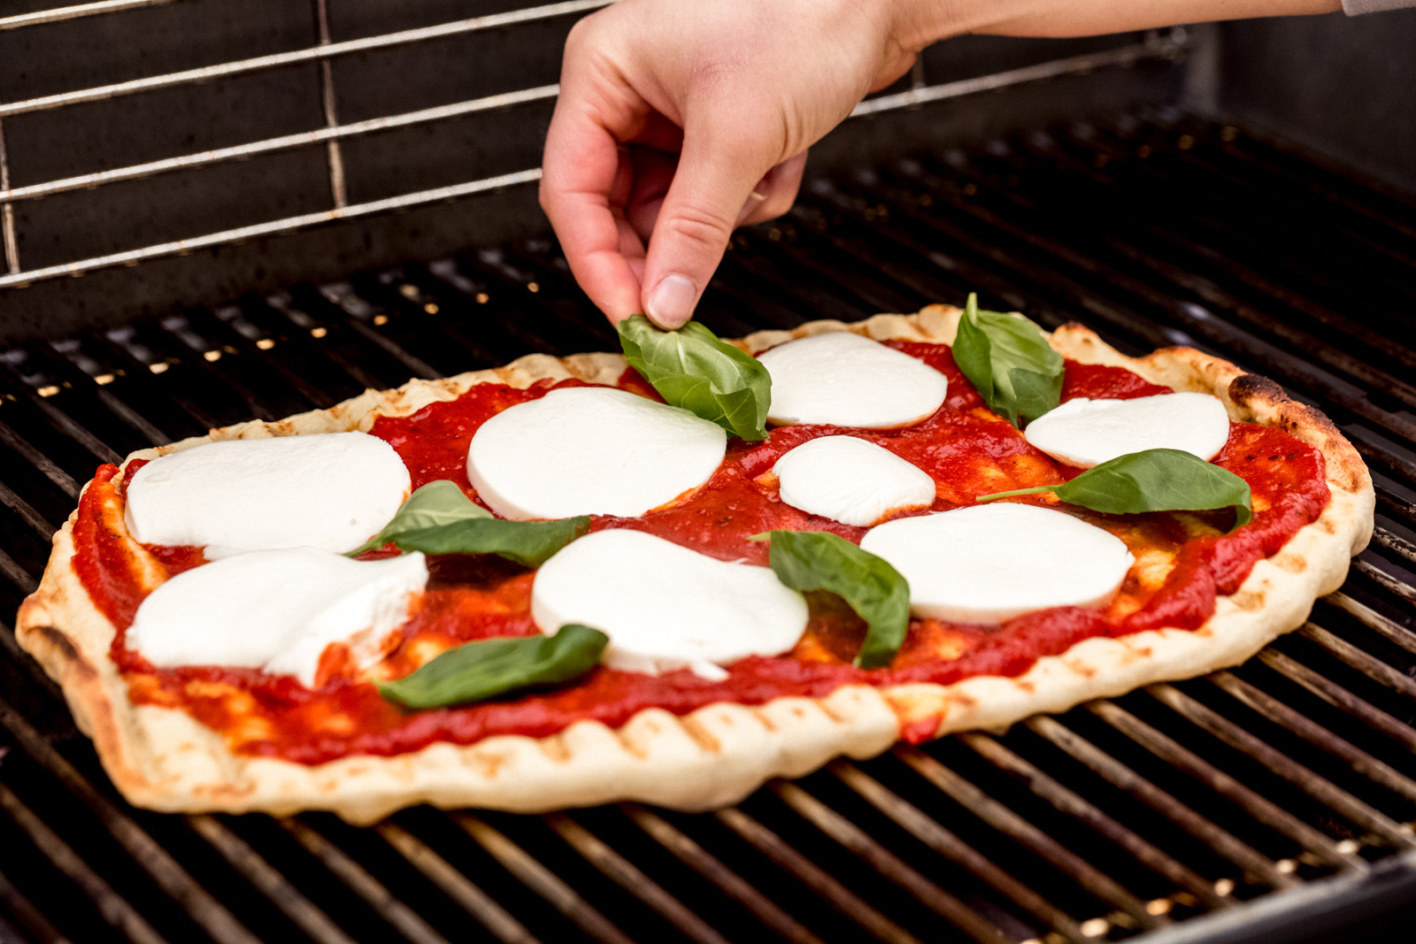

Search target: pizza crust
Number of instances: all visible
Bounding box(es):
[16,306,1374,823]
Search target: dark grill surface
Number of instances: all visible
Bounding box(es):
[2,109,1416,944]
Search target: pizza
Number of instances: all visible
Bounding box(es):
[15,304,1375,824]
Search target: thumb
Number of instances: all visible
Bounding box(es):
[640,126,775,329]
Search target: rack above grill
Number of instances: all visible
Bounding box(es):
[2,112,1416,944]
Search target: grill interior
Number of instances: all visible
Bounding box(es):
[2,110,1416,944]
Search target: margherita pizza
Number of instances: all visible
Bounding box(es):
[15,304,1374,824]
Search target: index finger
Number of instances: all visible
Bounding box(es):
[540,94,644,323]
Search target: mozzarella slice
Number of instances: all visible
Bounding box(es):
[757,332,948,428]
[773,436,935,526]
[860,504,1133,624]
[128,548,428,687]
[531,529,808,680]
[1024,393,1231,468]
[467,386,727,521]
[125,432,410,557]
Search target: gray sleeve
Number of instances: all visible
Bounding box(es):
[1343,0,1416,13]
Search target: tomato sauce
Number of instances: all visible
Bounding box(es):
[75,341,1331,763]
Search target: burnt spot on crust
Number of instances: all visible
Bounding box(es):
[31,625,99,683]
[680,716,723,754]
[1230,373,1341,442]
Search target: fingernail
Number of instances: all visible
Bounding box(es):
[646,274,697,328]
[736,189,768,226]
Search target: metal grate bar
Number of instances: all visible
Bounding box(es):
[830,761,1092,943]
[960,731,1236,905]
[623,804,828,944]
[277,818,451,944]
[896,745,1163,931]
[0,1,606,120]
[714,805,924,944]
[0,478,64,540]
[852,32,1183,118]
[1298,623,1416,701]
[1147,683,1416,849]
[0,417,82,499]
[1209,671,1416,807]
[0,118,17,274]
[0,87,558,208]
[1025,716,1299,891]
[456,814,635,944]
[1257,649,1416,751]
[1086,701,1357,868]
[186,816,355,944]
[0,781,169,944]
[311,0,347,209]
[546,813,733,944]
[769,780,1012,944]
[0,0,178,32]
[0,362,124,465]
[0,549,37,596]
[0,864,70,944]
[1372,526,1416,566]
[288,287,442,381]
[375,822,540,944]
[0,696,263,944]
[0,170,544,292]
[1327,591,1416,658]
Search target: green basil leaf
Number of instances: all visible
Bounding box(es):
[758,530,911,669]
[390,515,590,567]
[349,480,490,555]
[952,293,1063,428]
[351,479,589,565]
[378,624,608,710]
[618,314,771,441]
[979,448,1253,529]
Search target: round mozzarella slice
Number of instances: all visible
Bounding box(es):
[1024,393,1231,468]
[531,529,808,680]
[860,504,1133,624]
[774,436,935,526]
[128,548,428,687]
[467,387,727,521]
[124,432,410,557]
[757,332,948,428]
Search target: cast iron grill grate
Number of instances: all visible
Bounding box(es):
[1,112,1415,944]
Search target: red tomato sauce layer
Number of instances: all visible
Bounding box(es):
[77,341,1331,764]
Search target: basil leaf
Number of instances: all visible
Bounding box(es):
[379,624,608,710]
[351,480,589,566]
[759,530,911,669]
[390,515,590,567]
[979,448,1253,528]
[952,293,1063,427]
[618,314,771,441]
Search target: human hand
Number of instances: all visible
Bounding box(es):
[539,0,919,328]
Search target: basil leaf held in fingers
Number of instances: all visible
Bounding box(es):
[618,314,772,441]
[379,624,609,710]
[979,448,1253,529]
[758,530,911,669]
[351,479,589,566]
[952,293,1063,428]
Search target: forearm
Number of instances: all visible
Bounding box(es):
[893,0,1342,48]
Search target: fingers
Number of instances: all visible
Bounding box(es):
[539,53,645,323]
[640,124,780,329]
[738,153,808,227]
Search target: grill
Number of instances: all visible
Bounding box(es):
[3,3,1416,943]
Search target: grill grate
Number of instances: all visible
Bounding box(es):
[2,111,1416,943]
